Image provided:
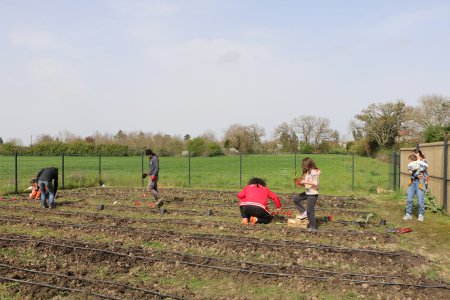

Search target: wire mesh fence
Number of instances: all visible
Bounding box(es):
[0,153,399,195]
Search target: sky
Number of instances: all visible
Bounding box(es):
[1,0,450,145]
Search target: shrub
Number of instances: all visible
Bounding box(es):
[206,142,224,157]
[424,125,450,143]
[187,138,207,157]
[348,139,368,156]
[299,142,313,154]
[424,190,443,213]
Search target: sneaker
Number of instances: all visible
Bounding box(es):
[241,218,249,225]
[296,211,307,220]
[402,213,412,220]
[307,227,318,233]
[249,216,258,225]
[418,214,424,222]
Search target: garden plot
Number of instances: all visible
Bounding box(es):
[0,188,449,299]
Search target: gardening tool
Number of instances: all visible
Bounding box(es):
[386,227,413,234]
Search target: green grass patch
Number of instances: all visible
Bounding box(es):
[0,154,392,195]
[364,192,450,281]
[143,241,165,250]
[0,283,22,300]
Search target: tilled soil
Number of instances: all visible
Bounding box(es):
[0,187,449,299]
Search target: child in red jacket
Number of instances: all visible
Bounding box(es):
[237,177,281,224]
[28,178,49,200]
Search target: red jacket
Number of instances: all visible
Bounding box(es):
[237,184,281,212]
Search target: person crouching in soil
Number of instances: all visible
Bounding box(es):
[237,177,281,225]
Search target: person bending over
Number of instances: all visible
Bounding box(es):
[35,167,58,209]
[237,177,281,225]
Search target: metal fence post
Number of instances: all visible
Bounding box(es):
[62,153,65,189]
[188,152,191,187]
[443,139,448,212]
[294,152,297,188]
[352,153,355,191]
[141,151,144,187]
[239,154,242,189]
[397,153,401,190]
[393,152,397,191]
[99,151,102,179]
[14,151,18,194]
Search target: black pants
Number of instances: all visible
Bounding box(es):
[293,192,318,229]
[240,205,273,224]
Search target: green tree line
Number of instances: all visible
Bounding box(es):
[1,94,448,157]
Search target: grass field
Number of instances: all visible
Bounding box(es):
[0,154,393,195]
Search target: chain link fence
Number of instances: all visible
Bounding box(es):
[0,152,399,195]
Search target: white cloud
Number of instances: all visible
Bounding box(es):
[105,0,179,18]
[9,27,64,50]
[30,58,86,100]
[128,24,166,43]
[375,8,448,37]
[217,50,240,64]
[7,27,83,59]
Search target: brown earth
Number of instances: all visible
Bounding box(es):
[0,187,448,299]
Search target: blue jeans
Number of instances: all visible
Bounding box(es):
[39,180,55,208]
[406,178,425,215]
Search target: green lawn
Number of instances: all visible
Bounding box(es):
[0,154,392,195]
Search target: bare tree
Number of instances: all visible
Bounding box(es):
[407,94,450,131]
[291,115,334,147]
[57,130,80,142]
[273,122,299,152]
[292,116,315,145]
[35,134,55,144]
[312,117,333,145]
[223,123,265,154]
[202,130,217,141]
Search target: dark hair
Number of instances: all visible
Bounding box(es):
[408,154,418,161]
[413,149,425,159]
[248,177,266,187]
[302,157,318,174]
[145,149,156,156]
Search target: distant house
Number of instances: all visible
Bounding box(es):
[396,129,415,142]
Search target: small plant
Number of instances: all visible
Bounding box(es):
[368,185,377,194]
[356,213,375,224]
[424,190,442,213]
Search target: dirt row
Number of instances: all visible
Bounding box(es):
[1,234,449,300]
[0,187,448,299]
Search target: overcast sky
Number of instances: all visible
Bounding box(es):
[1,0,450,145]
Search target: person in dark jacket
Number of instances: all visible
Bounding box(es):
[142,149,163,207]
[35,167,58,208]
